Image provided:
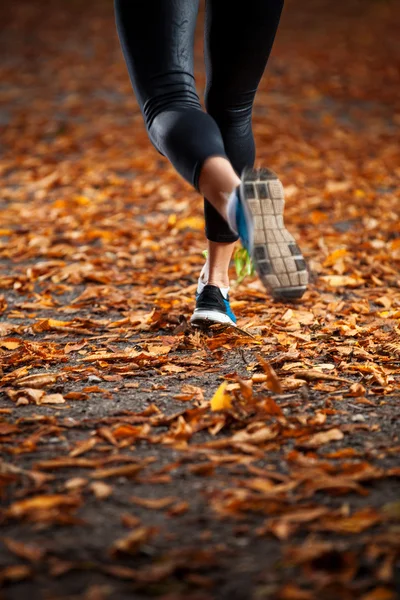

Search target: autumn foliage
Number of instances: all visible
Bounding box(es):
[0,0,399,599]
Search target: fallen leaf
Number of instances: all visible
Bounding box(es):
[298,428,344,448]
[7,494,81,519]
[315,508,381,533]
[89,481,113,499]
[15,373,58,388]
[91,464,145,479]
[210,381,232,411]
[2,538,46,562]
[129,496,177,509]
[0,565,33,583]
[110,526,157,556]
[257,355,283,393]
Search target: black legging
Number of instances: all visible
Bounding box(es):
[115,0,284,243]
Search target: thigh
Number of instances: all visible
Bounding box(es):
[115,0,200,121]
[204,0,284,102]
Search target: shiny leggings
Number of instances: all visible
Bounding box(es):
[115,0,284,242]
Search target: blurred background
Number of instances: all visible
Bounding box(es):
[0,0,399,289]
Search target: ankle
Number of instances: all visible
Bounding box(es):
[207,276,230,289]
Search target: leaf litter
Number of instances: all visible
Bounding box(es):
[0,0,399,598]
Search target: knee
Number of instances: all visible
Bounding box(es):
[205,89,253,129]
[143,87,201,131]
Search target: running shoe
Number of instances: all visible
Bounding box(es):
[190,284,236,327]
[232,167,309,300]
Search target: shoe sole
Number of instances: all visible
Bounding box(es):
[240,167,309,300]
[190,310,236,327]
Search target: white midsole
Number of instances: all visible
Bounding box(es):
[190,310,236,326]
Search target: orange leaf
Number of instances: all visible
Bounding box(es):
[257,355,283,393]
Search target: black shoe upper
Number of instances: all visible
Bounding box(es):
[195,285,227,313]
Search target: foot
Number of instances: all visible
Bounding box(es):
[228,167,309,300]
[190,284,236,327]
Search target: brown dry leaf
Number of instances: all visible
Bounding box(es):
[293,370,349,383]
[64,391,90,401]
[284,539,335,564]
[89,481,113,499]
[237,377,253,401]
[145,344,172,356]
[257,354,283,393]
[315,507,381,533]
[6,388,44,405]
[231,426,277,445]
[260,396,283,416]
[347,382,367,397]
[0,422,18,436]
[189,462,216,476]
[91,464,145,479]
[64,477,87,491]
[35,458,96,470]
[303,476,368,497]
[64,340,88,354]
[252,373,268,383]
[2,537,46,562]
[112,424,151,439]
[273,506,329,525]
[129,496,177,509]
[101,564,138,580]
[121,513,141,528]
[0,565,33,584]
[174,384,204,402]
[7,494,81,519]
[41,393,65,404]
[69,438,98,458]
[321,274,365,288]
[167,501,190,516]
[110,526,157,556]
[298,428,344,448]
[360,588,396,600]
[14,373,58,388]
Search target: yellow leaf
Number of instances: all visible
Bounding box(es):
[47,319,71,328]
[167,214,177,226]
[74,195,91,205]
[210,381,232,411]
[323,248,348,267]
[0,339,21,350]
[354,189,365,198]
[175,216,204,231]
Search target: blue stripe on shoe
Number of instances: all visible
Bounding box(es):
[223,298,237,324]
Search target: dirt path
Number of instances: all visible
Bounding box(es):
[0,1,399,599]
